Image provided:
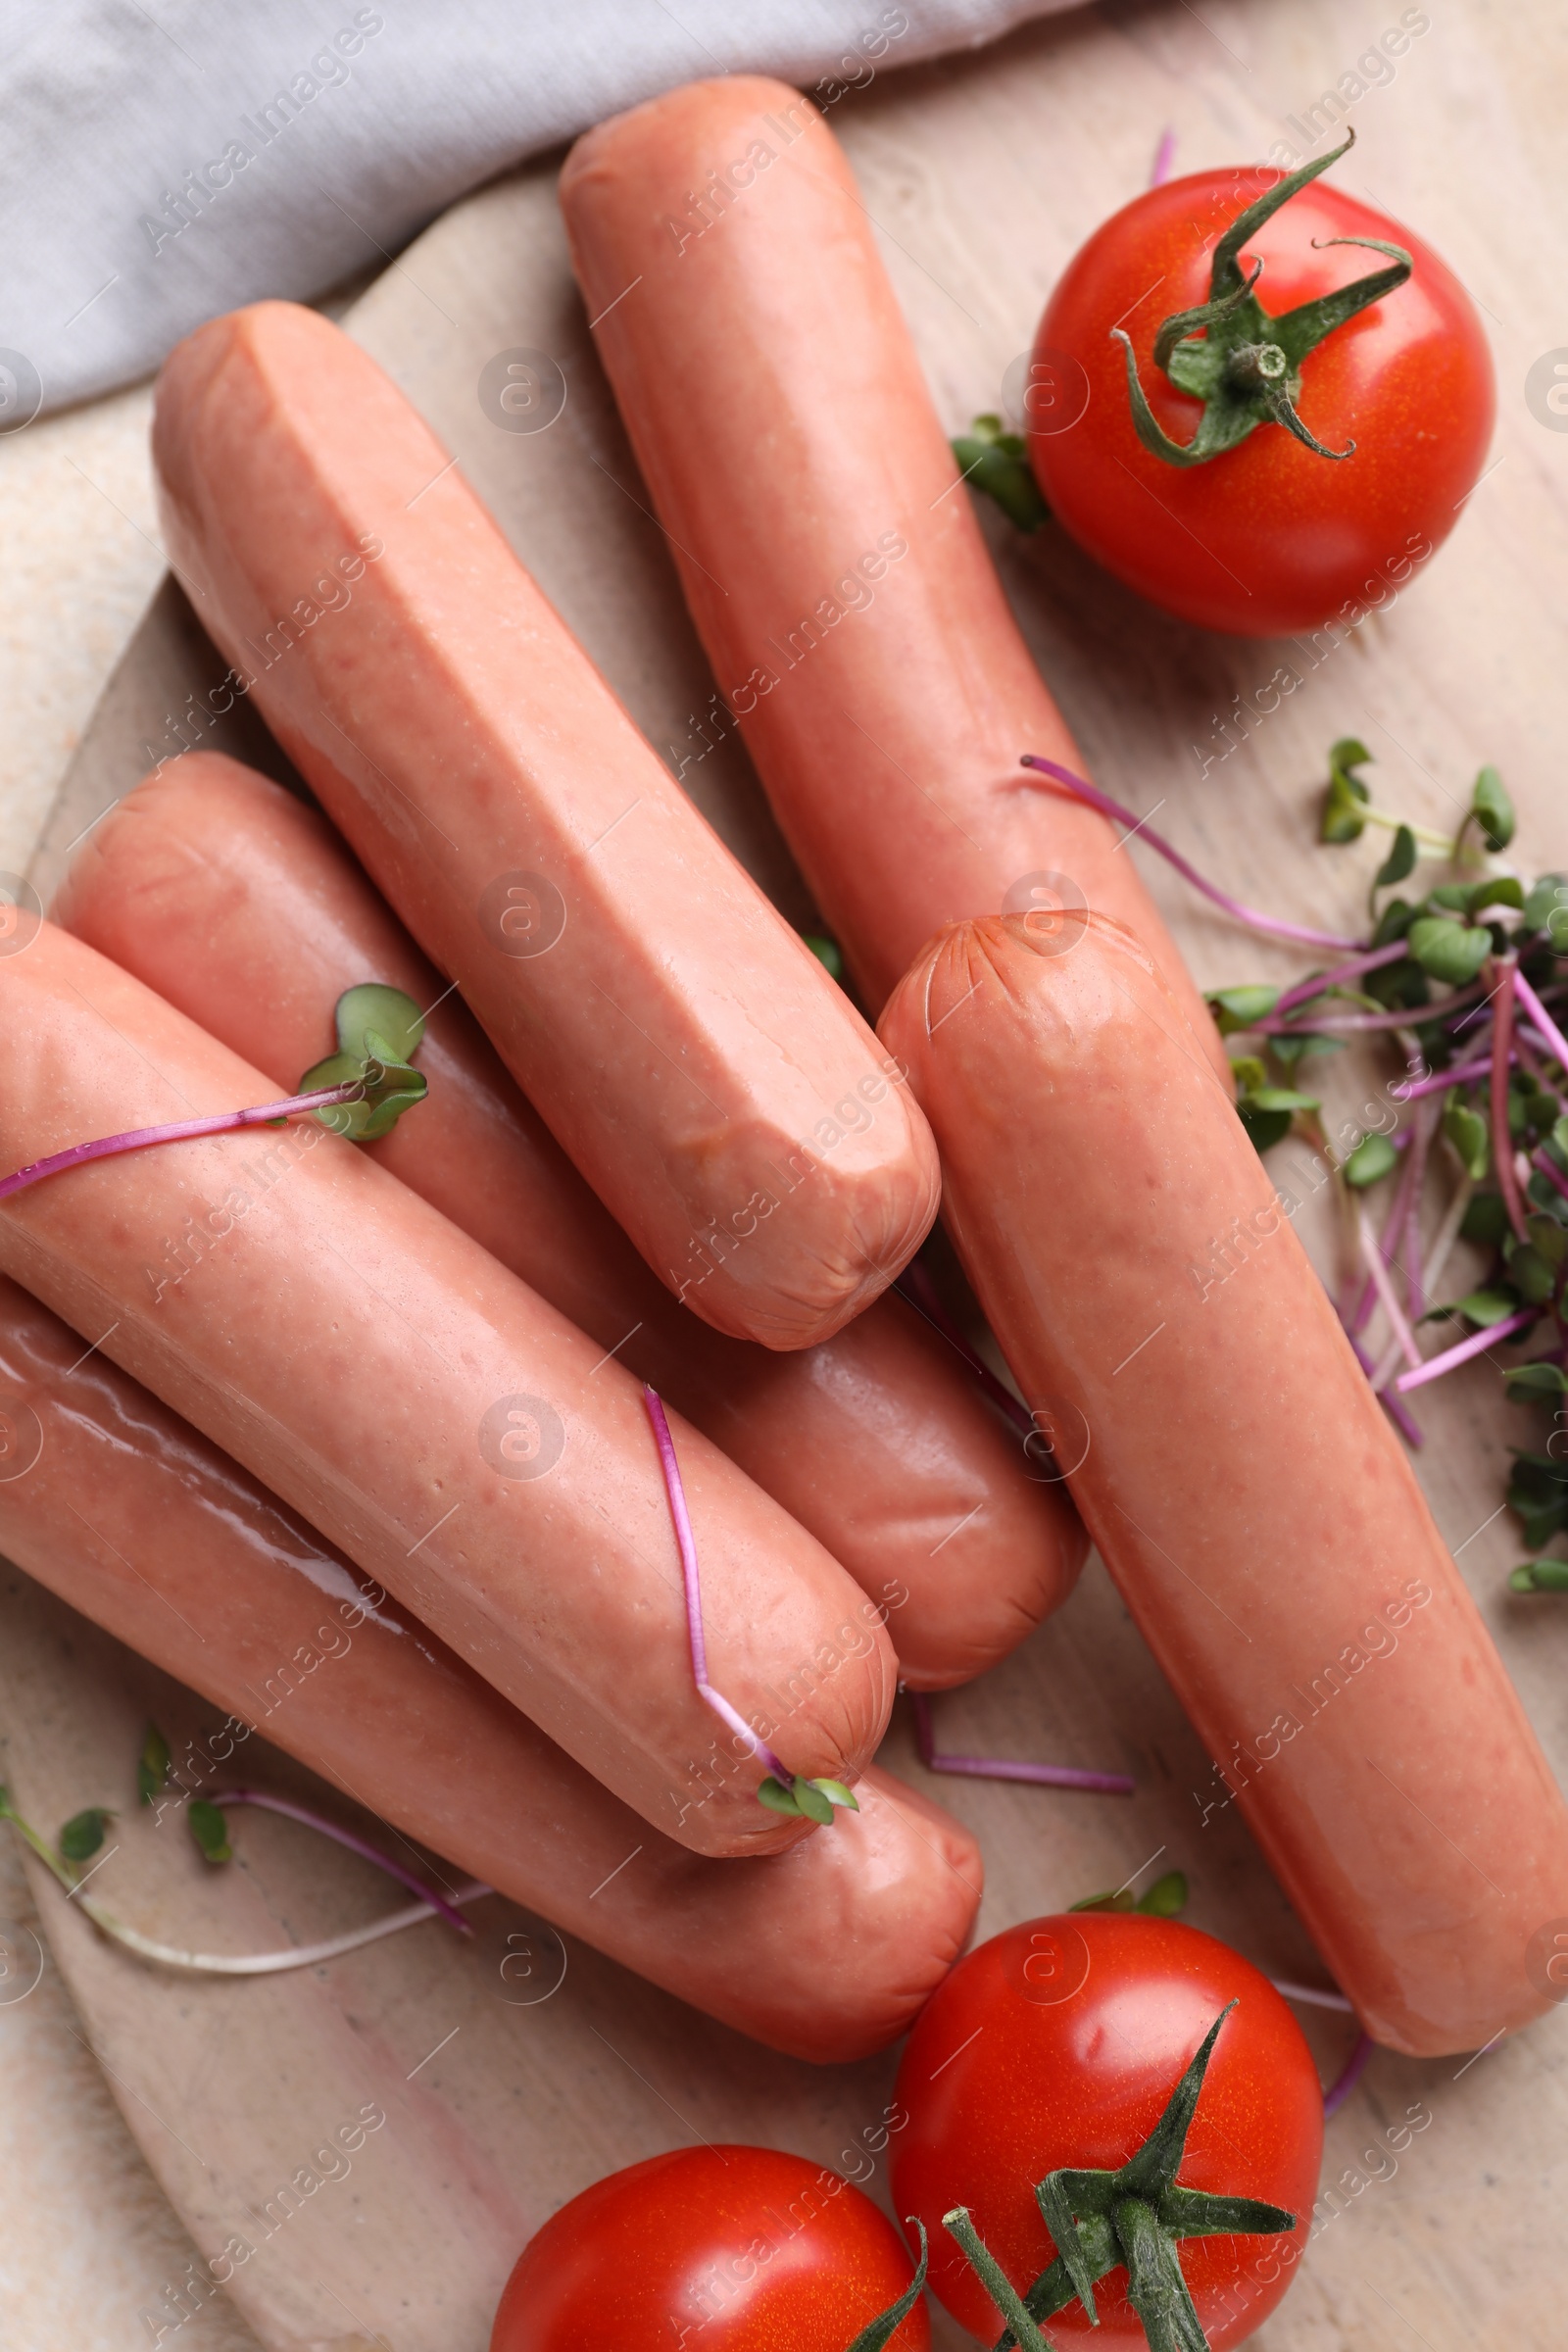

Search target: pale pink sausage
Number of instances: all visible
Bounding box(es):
[880,912,1568,2057]
[0,1275,979,2061]
[0,923,896,1857]
[54,752,1087,1687]
[150,299,939,1350]
[558,75,1226,1079]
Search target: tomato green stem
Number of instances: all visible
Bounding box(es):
[960,2005,1296,2352]
[1116,129,1412,470]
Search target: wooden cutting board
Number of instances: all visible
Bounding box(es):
[5,1,1568,2345]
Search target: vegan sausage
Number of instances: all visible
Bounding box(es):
[55,751,1087,1686]
[0,1274,979,2060]
[559,74,1226,1077]
[151,298,940,1349]
[0,922,896,1857]
[879,911,1568,2056]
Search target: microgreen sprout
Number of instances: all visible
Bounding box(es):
[0,984,429,1205]
[950,414,1051,533]
[642,1388,859,1826]
[0,1744,483,1979]
[1023,741,1568,1592]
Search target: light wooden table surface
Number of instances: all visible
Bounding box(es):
[4,1,1568,2345]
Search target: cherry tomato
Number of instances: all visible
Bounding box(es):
[490,2144,929,2352]
[890,1914,1323,2348]
[1028,163,1494,635]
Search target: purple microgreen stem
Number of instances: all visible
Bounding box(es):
[1020,756,1361,950]
[894,1262,1036,1442]
[908,1690,1134,1796]
[1257,985,1488,1036]
[211,1789,471,1934]
[1271,1977,1354,2012]
[1490,957,1530,1245]
[1272,939,1411,1016]
[642,1388,794,1788]
[1321,2031,1375,2119]
[1393,1054,1494,1102]
[1513,965,1568,1074]
[1513,1028,1567,1108]
[1532,1149,1568,1211]
[1395,1307,1536,1393]
[1356,1208,1422,1370]
[1394,1102,1434,1316]
[1151,125,1177,185]
[0,1782,488,1976]
[0,1083,364,1204]
[1347,1332,1425,1447]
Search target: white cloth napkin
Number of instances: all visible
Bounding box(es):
[1,0,1076,418]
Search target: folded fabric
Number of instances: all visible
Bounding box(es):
[1,0,1077,418]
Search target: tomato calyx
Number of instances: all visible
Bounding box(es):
[1113,129,1413,469]
[843,2218,929,2352]
[942,2004,1297,2352]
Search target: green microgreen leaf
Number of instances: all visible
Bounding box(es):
[952,417,1050,532]
[1528,1213,1568,1267]
[137,1723,171,1808]
[1406,915,1492,986]
[757,1775,803,1817]
[1228,1054,1268,1094]
[1508,1452,1568,1552]
[334,983,424,1064]
[1372,823,1416,891]
[1521,874,1568,942]
[1468,874,1524,916]
[807,1778,860,1812]
[1344,1133,1398,1188]
[1505,1244,1558,1305]
[1459,1191,1509,1248]
[1503,1361,1568,1401]
[187,1799,232,1865]
[790,1777,837,1828]
[295,984,429,1143]
[1370,896,1417,947]
[804,933,844,982]
[59,1807,113,1864]
[1511,1558,1568,1592]
[1247,1087,1321,1112]
[1267,1033,1345,1064]
[1471,765,1515,853]
[1454,1286,1525,1328]
[1319,738,1373,844]
[1137,1870,1189,1917]
[1236,1102,1292,1152]
[1208,985,1279,1035]
[1444,1100,1490,1181]
[1362,955,1430,1012]
[1071,1870,1188,1918]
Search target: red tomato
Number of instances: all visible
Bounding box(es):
[890,1915,1323,2348]
[490,2144,929,2352]
[1028,164,1494,635]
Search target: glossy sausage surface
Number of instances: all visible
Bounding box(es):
[151,299,939,1349]
[0,1275,979,2061]
[559,74,1225,1077]
[880,911,1568,2057]
[55,752,1087,1687]
[0,923,895,1857]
